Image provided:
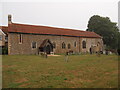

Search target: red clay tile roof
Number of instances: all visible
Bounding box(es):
[0,26,8,34]
[8,23,101,38]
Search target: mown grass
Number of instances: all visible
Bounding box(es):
[2,54,119,88]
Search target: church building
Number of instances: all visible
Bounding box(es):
[1,15,103,55]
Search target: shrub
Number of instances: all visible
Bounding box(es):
[2,47,8,55]
[117,49,120,55]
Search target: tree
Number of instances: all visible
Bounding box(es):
[118,32,120,49]
[87,15,119,50]
[117,32,120,55]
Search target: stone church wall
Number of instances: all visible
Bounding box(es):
[8,33,80,55]
[8,33,103,55]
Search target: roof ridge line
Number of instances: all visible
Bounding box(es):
[12,23,85,32]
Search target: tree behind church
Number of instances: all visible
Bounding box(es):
[87,15,119,50]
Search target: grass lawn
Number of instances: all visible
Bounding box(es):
[2,54,119,88]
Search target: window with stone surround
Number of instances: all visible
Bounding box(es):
[32,42,37,49]
[62,42,66,49]
[74,42,77,47]
[82,41,86,49]
[53,42,56,48]
[68,44,71,49]
[19,34,23,44]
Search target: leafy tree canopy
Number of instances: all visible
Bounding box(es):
[87,15,119,50]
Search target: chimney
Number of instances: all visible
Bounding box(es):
[8,14,12,24]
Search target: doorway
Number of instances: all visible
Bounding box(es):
[39,39,53,54]
[46,45,51,54]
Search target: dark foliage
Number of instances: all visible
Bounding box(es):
[87,15,119,50]
[2,47,8,55]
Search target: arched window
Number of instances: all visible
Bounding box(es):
[68,44,71,49]
[82,41,86,49]
[62,42,66,49]
[74,42,77,47]
[53,42,56,48]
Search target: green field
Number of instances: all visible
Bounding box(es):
[2,54,119,88]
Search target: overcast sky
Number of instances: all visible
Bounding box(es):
[0,0,119,30]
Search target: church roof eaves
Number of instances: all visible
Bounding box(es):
[8,23,102,38]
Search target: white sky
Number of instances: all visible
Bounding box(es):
[0,0,119,30]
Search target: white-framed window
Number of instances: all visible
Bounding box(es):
[0,35,2,41]
[5,36,8,42]
[32,42,37,49]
